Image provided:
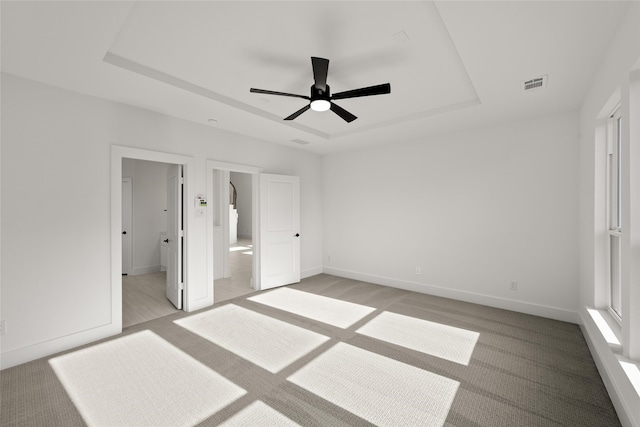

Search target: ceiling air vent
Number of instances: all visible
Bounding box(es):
[521,75,548,93]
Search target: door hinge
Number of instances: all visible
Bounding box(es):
[179,177,184,185]
[179,281,184,291]
[179,230,184,237]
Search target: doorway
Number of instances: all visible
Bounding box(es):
[121,158,181,328]
[206,161,301,302]
[207,160,262,302]
[213,171,255,302]
[111,146,195,334]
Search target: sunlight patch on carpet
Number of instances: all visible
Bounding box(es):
[248,287,376,328]
[174,304,329,373]
[49,330,245,427]
[356,311,479,365]
[220,401,300,426]
[288,343,459,426]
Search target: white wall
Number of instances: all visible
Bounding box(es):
[324,112,580,322]
[577,2,640,426]
[0,73,323,368]
[122,158,170,275]
[230,171,252,238]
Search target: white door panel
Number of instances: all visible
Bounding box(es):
[260,174,300,290]
[166,164,182,309]
[121,178,133,275]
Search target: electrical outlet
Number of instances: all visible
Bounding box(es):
[510,281,518,291]
[327,255,331,262]
[0,320,6,336]
[415,267,421,275]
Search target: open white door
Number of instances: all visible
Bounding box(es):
[259,173,300,290]
[121,178,132,275]
[166,164,183,309]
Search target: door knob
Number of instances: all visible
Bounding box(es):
[122,231,127,235]
[163,239,169,243]
[294,233,300,237]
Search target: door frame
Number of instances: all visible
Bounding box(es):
[207,160,262,295]
[111,145,194,333]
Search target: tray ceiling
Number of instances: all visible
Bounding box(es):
[0,1,632,154]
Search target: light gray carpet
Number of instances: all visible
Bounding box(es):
[1,274,621,426]
[49,330,245,427]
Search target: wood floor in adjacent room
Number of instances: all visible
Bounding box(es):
[123,237,255,328]
[213,237,256,303]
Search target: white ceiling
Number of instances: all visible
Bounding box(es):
[0,1,631,155]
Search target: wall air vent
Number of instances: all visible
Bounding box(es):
[291,139,310,145]
[521,75,548,93]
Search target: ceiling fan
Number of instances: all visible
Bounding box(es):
[250,57,391,123]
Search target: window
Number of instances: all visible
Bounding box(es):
[606,107,622,319]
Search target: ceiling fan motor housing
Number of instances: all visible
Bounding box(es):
[311,84,330,101]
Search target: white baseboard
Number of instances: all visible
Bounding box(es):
[130,265,162,276]
[322,267,579,323]
[1,322,121,370]
[580,309,639,427]
[302,266,323,279]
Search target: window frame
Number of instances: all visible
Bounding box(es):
[606,106,623,321]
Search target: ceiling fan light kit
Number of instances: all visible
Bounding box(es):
[250,56,390,123]
[310,99,331,112]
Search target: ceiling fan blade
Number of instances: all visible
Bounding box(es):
[331,83,391,100]
[330,102,357,123]
[250,88,310,100]
[311,57,329,91]
[284,104,311,121]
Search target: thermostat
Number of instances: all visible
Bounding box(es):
[195,195,207,208]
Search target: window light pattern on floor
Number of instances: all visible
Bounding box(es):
[49,330,246,427]
[37,276,619,427]
[288,342,460,427]
[174,304,329,373]
[219,401,300,426]
[248,287,376,328]
[356,311,480,365]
